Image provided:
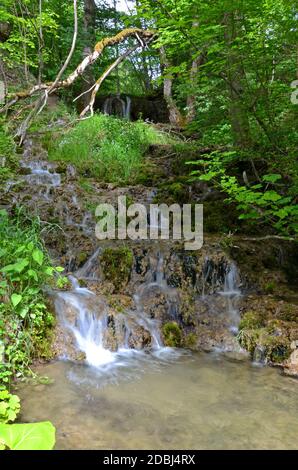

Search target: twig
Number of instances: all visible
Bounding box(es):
[242,235,296,242]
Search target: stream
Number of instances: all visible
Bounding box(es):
[7,133,298,450]
[18,353,298,449]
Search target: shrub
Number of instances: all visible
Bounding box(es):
[49,114,171,184]
[0,209,65,390]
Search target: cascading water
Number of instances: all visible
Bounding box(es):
[52,249,184,370]
[75,247,102,280]
[54,284,115,368]
[219,262,242,333]
[20,160,61,200]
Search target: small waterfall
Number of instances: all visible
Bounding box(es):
[103,95,131,120]
[52,250,184,368]
[20,160,61,200]
[125,96,131,120]
[54,284,115,367]
[219,263,242,333]
[75,247,102,280]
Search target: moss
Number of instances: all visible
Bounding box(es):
[238,327,291,363]
[239,311,266,330]
[183,332,198,349]
[154,180,189,205]
[77,251,88,266]
[278,304,298,322]
[162,321,182,347]
[264,281,276,294]
[101,246,133,291]
[32,319,56,361]
[203,200,239,233]
[180,292,197,326]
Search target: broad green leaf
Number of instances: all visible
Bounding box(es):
[44,267,54,276]
[55,266,64,273]
[262,174,282,183]
[28,269,38,281]
[32,249,44,266]
[0,421,56,450]
[2,259,29,274]
[11,294,22,308]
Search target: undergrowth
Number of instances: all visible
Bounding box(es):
[48,114,173,184]
[0,209,66,423]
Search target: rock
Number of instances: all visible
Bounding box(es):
[284,349,298,377]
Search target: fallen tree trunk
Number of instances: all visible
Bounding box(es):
[0,27,155,142]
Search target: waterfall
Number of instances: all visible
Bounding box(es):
[20,159,61,200]
[219,263,242,333]
[103,95,131,120]
[125,96,131,120]
[75,247,102,280]
[52,250,184,369]
[54,284,115,367]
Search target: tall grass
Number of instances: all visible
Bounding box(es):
[48,114,172,183]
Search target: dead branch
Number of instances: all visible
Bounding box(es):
[80,35,155,117]
[0,26,154,142]
[80,44,140,117]
[242,235,296,242]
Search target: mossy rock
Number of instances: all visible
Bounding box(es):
[101,246,133,291]
[162,321,182,347]
[154,180,189,204]
[203,200,239,233]
[77,251,88,266]
[239,311,266,330]
[183,332,198,349]
[238,327,291,363]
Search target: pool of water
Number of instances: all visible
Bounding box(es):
[17,351,298,449]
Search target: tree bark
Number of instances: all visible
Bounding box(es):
[160,46,183,127]
[81,0,97,108]
[186,53,205,123]
[224,12,251,148]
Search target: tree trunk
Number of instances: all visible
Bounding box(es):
[224,12,251,148]
[82,0,97,108]
[186,53,205,123]
[160,46,183,127]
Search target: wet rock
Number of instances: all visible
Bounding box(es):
[284,341,298,377]
[101,247,133,292]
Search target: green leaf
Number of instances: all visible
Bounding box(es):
[19,306,29,319]
[2,259,29,274]
[55,266,64,273]
[262,174,282,183]
[11,294,22,308]
[0,421,56,450]
[32,249,44,266]
[28,269,38,281]
[44,267,54,276]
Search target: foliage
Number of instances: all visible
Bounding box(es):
[0,0,59,71]
[0,124,18,184]
[0,390,20,423]
[48,114,171,184]
[139,0,297,148]
[188,150,298,236]
[0,209,65,390]
[0,421,56,450]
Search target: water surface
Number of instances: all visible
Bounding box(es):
[18,352,298,450]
